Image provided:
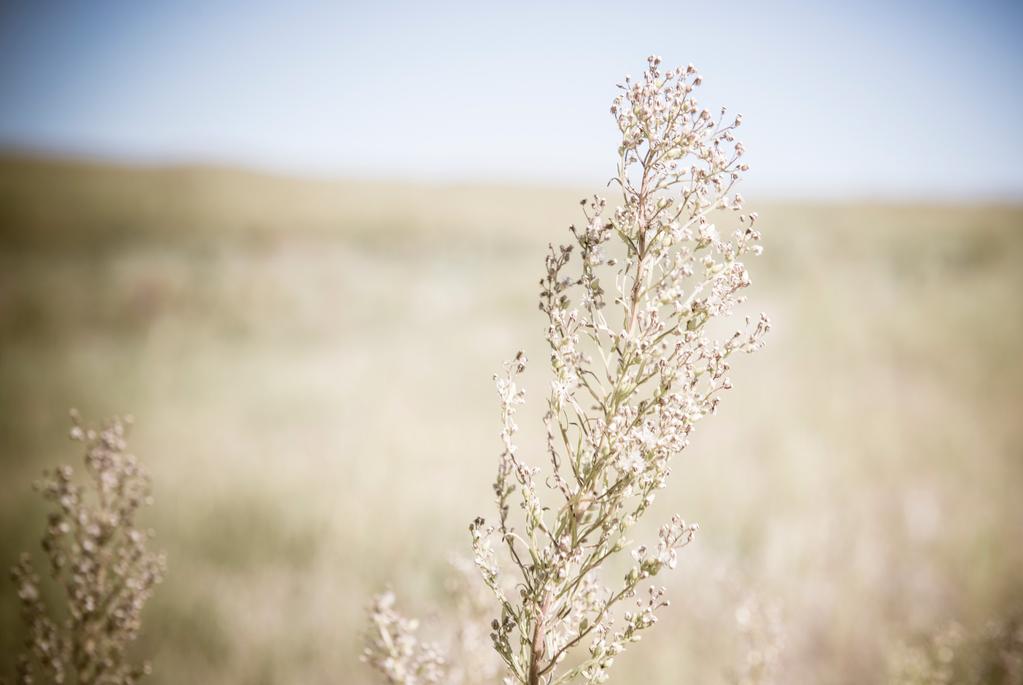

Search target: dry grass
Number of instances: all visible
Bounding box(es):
[1,156,1021,683]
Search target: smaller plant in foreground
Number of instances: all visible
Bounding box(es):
[362,556,504,685]
[6,411,165,685]
[363,591,446,685]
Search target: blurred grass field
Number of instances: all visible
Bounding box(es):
[0,155,1021,683]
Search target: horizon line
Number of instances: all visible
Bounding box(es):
[3,144,1022,207]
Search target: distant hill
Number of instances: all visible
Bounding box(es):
[0,153,590,248]
[0,152,1019,251]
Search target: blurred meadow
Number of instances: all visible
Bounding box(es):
[0,154,1021,683]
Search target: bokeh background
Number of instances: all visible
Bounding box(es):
[1,2,1021,683]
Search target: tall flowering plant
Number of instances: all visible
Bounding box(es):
[366,55,770,685]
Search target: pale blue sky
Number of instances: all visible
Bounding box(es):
[0,0,1021,198]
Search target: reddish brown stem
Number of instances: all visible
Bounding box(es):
[528,592,553,685]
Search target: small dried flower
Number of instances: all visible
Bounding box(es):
[7,411,165,685]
